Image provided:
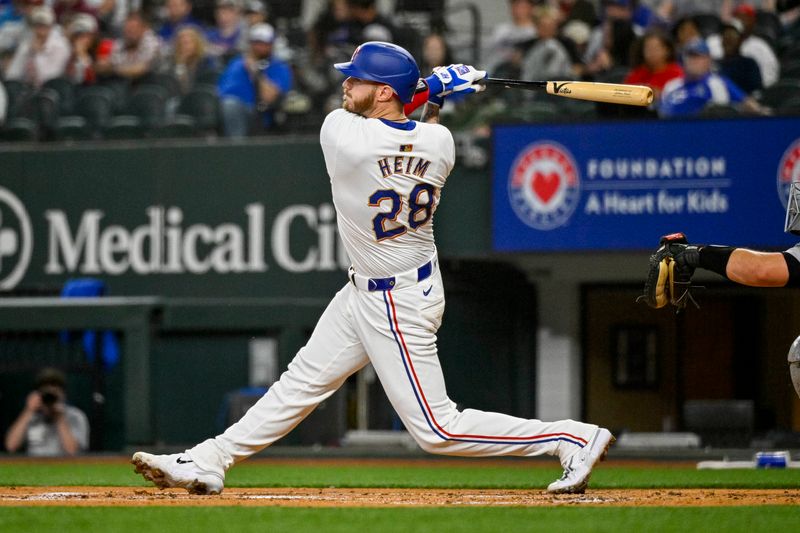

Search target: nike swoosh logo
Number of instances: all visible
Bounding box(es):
[423,286,433,296]
[176,457,193,464]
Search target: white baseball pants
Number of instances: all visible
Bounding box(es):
[189,262,597,473]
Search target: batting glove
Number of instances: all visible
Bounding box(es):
[424,64,487,106]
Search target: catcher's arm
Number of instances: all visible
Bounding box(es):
[641,234,800,310]
[726,249,789,287]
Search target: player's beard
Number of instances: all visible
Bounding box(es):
[343,86,377,116]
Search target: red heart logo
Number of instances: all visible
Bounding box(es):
[532,172,560,204]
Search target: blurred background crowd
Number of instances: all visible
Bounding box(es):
[0,0,799,142]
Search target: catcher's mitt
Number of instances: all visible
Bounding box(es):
[638,232,700,311]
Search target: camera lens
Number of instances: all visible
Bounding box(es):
[41,391,58,406]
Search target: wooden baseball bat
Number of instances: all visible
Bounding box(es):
[482,78,654,107]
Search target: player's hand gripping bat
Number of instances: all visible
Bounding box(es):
[481,78,654,107]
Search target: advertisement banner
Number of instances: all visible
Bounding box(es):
[493,117,800,252]
[0,141,348,297]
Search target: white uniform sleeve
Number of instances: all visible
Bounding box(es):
[320,109,349,180]
[441,126,456,177]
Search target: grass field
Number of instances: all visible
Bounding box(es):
[0,458,798,533]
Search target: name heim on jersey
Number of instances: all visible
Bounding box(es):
[377,156,432,178]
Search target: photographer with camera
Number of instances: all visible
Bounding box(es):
[4,368,89,456]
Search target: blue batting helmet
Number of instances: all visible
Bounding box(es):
[334,42,420,103]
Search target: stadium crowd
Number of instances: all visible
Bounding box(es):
[0,0,798,141]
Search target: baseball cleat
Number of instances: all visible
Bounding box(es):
[547,428,615,494]
[131,451,225,495]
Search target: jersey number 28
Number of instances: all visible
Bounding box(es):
[369,184,436,241]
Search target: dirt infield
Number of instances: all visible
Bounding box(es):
[1,486,798,507]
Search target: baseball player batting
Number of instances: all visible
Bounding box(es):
[132,41,614,495]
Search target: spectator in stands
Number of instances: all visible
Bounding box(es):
[345,0,396,45]
[419,32,469,110]
[0,0,31,60]
[53,0,97,27]
[96,11,160,82]
[157,0,202,43]
[521,6,575,82]
[300,0,352,114]
[655,0,730,20]
[239,0,290,62]
[93,0,125,36]
[624,30,683,101]
[160,24,218,93]
[672,16,704,57]
[4,367,89,457]
[486,0,537,75]
[217,22,292,138]
[420,32,454,76]
[584,0,637,79]
[716,18,763,94]
[659,38,764,117]
[242,0,266,28]
[730,3,780,87]
[64,13,99,84]
[561,19,592,64]
[308,0,352,63]
[558,0,598,27]
[4,6,71,86]
[206,0,244,63]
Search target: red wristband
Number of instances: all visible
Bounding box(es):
[403,80,430,115]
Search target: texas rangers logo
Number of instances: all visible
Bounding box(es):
[0,186,33,291]
[508,141,580,230]
[777,138,800,209]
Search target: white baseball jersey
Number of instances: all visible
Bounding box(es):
[320,108,455,278]
[187,109,600,480]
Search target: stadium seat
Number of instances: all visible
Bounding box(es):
[554,96,596,119]
[519,102,560,123]
[692,13,722,38]
[150,114,198,139]
[2,117,39,142]
[778,95,800,115]
[53,116,92,141]
[754,10,782,47]
[124,85,168,130]
[194,67,222,86]
[103,115,145,140]
[781,43,800,64]
[73,86,115,135]
[177,86,220,134]
[42,77,78,115]
[594,66,630,84]
[139,72,182,99]
[3,80,35,120]
[756,79,800,108]
[699,104,742,118]
[96,80,131,113]
[780,60,800,80]
[19,88,61,139]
